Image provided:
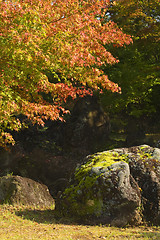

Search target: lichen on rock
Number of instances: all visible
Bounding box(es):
[56,151,142,226]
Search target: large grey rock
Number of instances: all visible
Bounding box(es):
[0,175,55,207]
[57,145,160,226]
[109,145,160,225]
[56,151,142,227]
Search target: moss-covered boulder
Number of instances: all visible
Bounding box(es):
[0,175,55,207]
[109,145,160,225]
[56,151,142,227]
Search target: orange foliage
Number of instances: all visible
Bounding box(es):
[0,0,132,147]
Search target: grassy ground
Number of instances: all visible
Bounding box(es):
[0,204,160,240]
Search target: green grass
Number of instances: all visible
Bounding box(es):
[0,204,160,239]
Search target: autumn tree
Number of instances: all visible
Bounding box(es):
[0,0,132,148]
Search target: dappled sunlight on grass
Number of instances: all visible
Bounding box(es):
[0,204,160,239]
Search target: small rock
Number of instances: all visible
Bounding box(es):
[0,175,55,207]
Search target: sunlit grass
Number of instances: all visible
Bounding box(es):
[0,204,160,239]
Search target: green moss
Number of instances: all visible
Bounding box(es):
[74,151,127,180]
[137,147,152,160]
[61,151,129,218]
[59,147,160,220]
[70,152,122,194]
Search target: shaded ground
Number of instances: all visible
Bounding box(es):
[0,204,160,240]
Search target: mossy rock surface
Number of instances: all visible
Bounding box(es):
[57,145,160,226]
[111,145,160,225]
[56,151,142,227]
